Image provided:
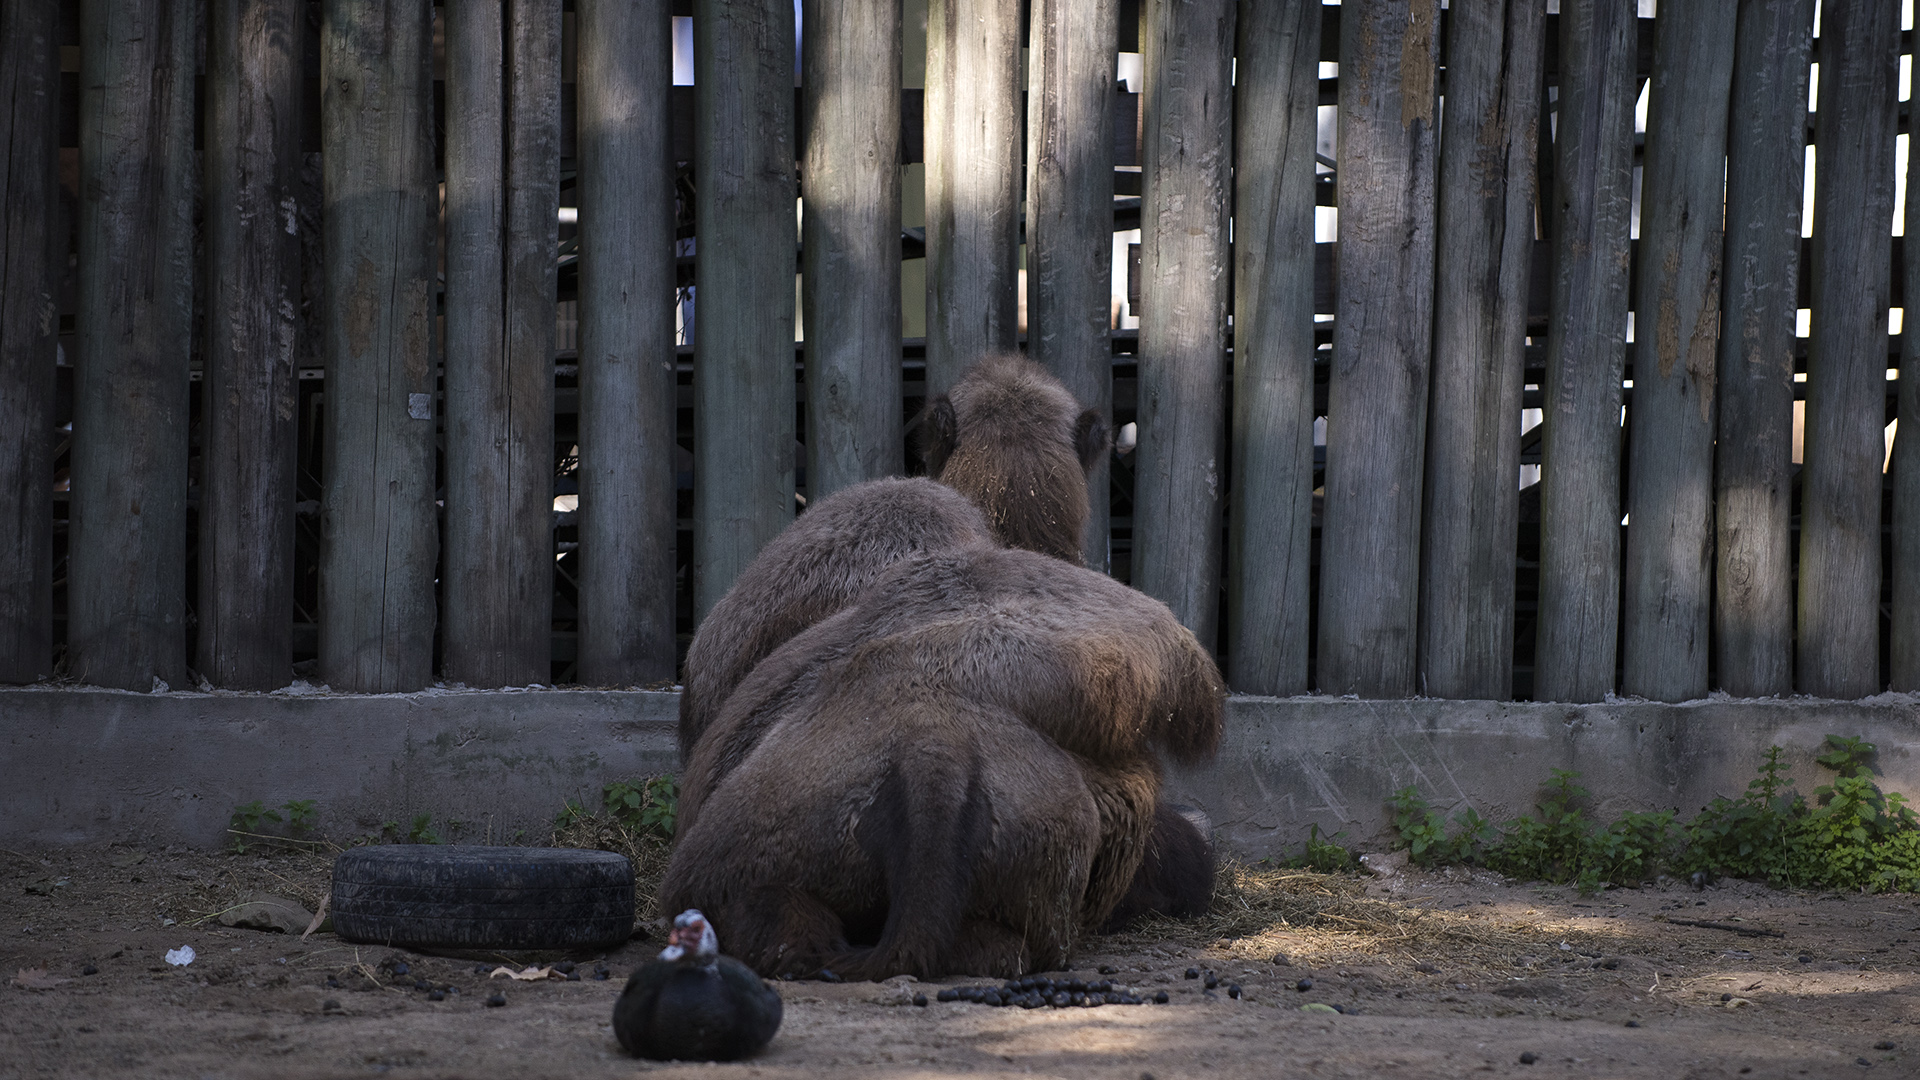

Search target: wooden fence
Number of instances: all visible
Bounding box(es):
[1,0,1915,704]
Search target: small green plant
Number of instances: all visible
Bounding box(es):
[602,775,679,838]
[406,813,442,845]
[1390,737,1920,895]
[1286,824,1354,872]
[228,799,322,853]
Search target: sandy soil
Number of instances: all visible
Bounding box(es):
[3,845,1916,1079]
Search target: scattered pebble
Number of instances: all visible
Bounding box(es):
[1300,1003,1338,1014]
[1519,1052,1538,1065]
[485,992,506,1008]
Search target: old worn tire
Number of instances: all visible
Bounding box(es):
[331,846,634,950]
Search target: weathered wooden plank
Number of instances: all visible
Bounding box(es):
[1715,0,1812,698]
[1897,135,1920,688]
[1532,0,1637,704]
[70,0,197,691]
[199,0,302,691]
[1619,0,1736,703]
[443,0,560,687]
[1316,0,1437,695]
[1225,0,1317,694]
[692,0,797,619]
[0,0,58,684]
[1133,0,1234,650]
[802,0,902,500]
[1417,0,1542,701]
[576,0,678,685]
[318,0,440,692]
[1799,0,1900,699]
[1026,0,1115,570]
[923,0,1021,398]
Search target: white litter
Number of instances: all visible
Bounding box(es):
[165,946,195,966]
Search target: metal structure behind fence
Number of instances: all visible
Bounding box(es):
[3,0,1917,704]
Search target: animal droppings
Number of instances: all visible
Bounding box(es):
[1874,1041,1896,1051]
[815,969,842,983]
[1153,991,1170,1004]
[1295,978,1314,992]
[427,989,445,1001]
[82,965,98,976]
[390,962,409,976]
[1227,984,1242,1000]
[1625,1020,1641,1028]
[1519,1052,1538,1064]
[1203,972,1219,989]
[1184,967,1200,980]
[1271,952,1291,966]
[485,992,506,1007]
[1098,965,1118,974]
[912,993,927,1006]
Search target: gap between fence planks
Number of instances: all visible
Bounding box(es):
[0,0,58,685]
[576,0,678,685]
[318,0,439,692]
[70,0,198,692]
[1534,0,1638,704]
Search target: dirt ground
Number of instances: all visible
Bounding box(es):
[3,844,1917,1080]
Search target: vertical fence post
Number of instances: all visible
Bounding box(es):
[1715,0,1811,698]
[692,0,797,619]
[1533,0,1637,704]
[1316,0,1438,695]
[200,0,303,690]
[0,0,58,684]
[1134,0,1234,650]
[802,0,903,499]
[1026,0,1115,569]
[1620,0,1737,703]
[577,0,678,684]
[1799,0,1899,700]
[1417,0,1542,701]
[443,0,560,687]
[923,0,1021,397]
[1225,0,1317,694]
[1897,125,1920,687]
[70,0,197,691]
[319,0,439,692]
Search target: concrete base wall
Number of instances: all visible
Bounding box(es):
[3,686,1917,856]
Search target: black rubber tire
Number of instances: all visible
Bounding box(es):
[331,846,634,951]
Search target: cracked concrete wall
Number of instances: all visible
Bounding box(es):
[3,687,1916,855]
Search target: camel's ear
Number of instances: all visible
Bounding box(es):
[917,395,960,477]
[1073,408,1111,474]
